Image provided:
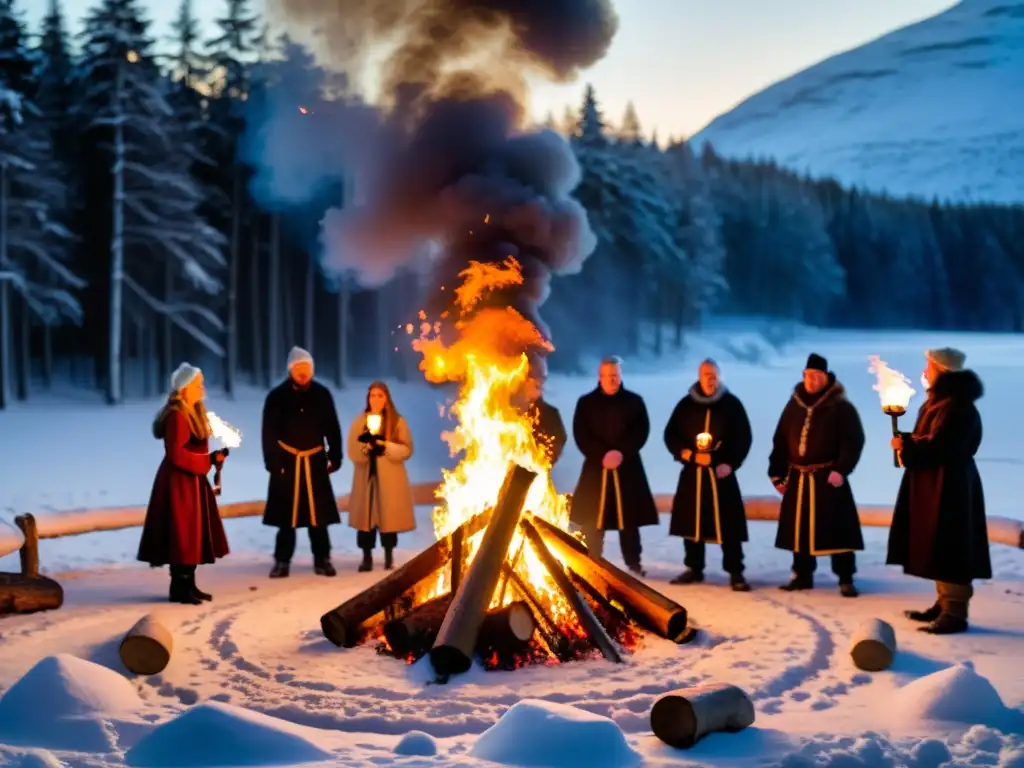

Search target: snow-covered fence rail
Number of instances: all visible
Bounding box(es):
[1,483,1022,562]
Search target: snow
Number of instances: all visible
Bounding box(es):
[124,702,335,767]
[470,699,642,767]
[690,0,1024,204]
[0,327,1022,767]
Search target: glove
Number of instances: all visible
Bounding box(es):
[371,443,386,458]
[358,431,375,444]
[827,471,845,488]
[211,449,228,465]
[715,464,733,479]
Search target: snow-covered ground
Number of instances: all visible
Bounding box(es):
[691,0,1024,204]
[0,327,1023,767]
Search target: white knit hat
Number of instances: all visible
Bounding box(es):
[287,346,314,369]
[925,347,966,372]
[170,362,201,392]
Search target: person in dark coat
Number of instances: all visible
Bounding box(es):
[570,356,659,576]
[262,346,343,578]
[520,364,567,468]
[138,363,230,605]
[664,359,753,591]
[768,353,865,597]
[888,348,991,635]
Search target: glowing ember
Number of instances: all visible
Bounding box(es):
[207,412,242,448]
[868,355,916,415]
[411,256,575,626]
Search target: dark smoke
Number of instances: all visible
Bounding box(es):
[262,0,616,346]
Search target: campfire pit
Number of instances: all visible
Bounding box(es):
[320,461,693,679]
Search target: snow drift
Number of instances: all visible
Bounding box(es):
[691,0,1024,204]
[124,701,334,767]
[470,699,642,767]
[890,661,1024,731]
[0,654,141,751]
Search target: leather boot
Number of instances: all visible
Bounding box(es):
[779,574,814,591]
[384,548,394,570]
[358,551,373,572]
[269,561,290,578]
[191,571,212,601]
[669,568,704,585]
[905,603,941,622]
[169,568,201,605]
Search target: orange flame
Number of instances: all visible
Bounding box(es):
[412,256,573,625]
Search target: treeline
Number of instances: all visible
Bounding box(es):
[0,0,1021,408]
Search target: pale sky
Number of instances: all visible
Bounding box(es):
[26,0,957,139]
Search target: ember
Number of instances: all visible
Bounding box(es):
[320,261,693,678]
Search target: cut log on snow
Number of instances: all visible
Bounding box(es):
[849,618,897,672]
[528,514,689,642]
[0,572,64,615]
[383,593,454,659]
[477,601,536,655]
[120,614,175,675]
[321,511,489,648]
[430,463,539,677]
[650,683,756,749]
[519,518,623,664]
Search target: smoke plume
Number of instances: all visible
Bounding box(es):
[264,0,616,345]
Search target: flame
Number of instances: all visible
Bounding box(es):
[298,106,311,115]
[695,432,712,451]
[868,355,916,413]
[411,256,577,626]
[366,413,382,435]
[207,412,242,449]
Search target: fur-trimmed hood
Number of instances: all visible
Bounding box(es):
[929,369,984,403]
[687,382,729,404]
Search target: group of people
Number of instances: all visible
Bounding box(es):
[138,343,991,637]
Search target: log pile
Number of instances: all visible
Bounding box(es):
[320,462,694,680]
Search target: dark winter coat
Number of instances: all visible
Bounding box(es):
[261,379,343,529]
[530,397,568,467]
[138,401,230,566]
[887,370,991,584]
[570,386,659,530]
[664,384,752,543]
[768,375,866,554]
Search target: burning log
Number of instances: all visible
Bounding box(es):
[502,565,569,660]
[321,511,488,647]
[120,614,174,675]
[528,514,689,642]
[477,601,536,656]
[849,618,897,672]
[519,518,623,664]
[650,683,756,749]
[430,463,538,676]
[383,593,454,659]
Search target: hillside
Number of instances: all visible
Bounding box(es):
[690,0,1024,204]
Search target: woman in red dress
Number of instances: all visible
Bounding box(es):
[138,363,230,604]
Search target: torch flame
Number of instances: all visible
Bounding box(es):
[366,413,382,435]
[411,256,572,623]
[298,106,310,115]
[207,412,242,449]
[868,355,916,415]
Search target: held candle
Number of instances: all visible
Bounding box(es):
[366,413,382,435]
[695,432,712,451]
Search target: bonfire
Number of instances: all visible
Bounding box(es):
[319,256,691,679]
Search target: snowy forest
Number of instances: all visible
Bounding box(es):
[0,0,1022,410]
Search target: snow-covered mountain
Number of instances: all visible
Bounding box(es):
[690,0,1024,204]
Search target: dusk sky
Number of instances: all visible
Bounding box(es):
[25,0,957,138]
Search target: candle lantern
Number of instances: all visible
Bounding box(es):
[366,413,383,435]
[695,432,713,452]
[868,356,915,468]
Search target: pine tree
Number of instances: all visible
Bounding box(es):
[0,0,82,406]
[618,100,642,146]
[75,0,224,403]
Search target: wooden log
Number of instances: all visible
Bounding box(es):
[430,463,538,676]
[519,518,623,664]
[849,618,897,672]
[503,565,566,659]
[120,614,175,675]
[14,514,39,578]
[476,601,536,655]
[0,572,63,615]
[450,524,465,594]
[528,514,689,642]
[320,511,488,647]
[650,683,756,749]
[383,593,454,658]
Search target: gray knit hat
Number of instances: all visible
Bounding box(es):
[925,347,966,372]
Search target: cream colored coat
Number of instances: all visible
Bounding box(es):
[346,413,416,534]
